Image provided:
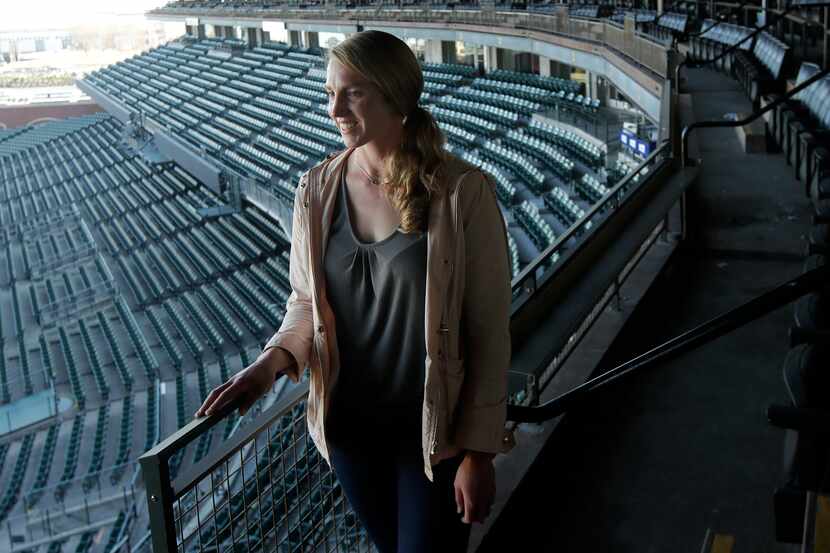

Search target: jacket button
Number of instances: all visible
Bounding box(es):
[317,325,324,333]
[304,201,309,208]
[443,258,449,264]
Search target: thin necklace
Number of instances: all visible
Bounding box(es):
[354,152,382,185]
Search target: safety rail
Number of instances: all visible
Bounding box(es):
[511,262,830,422]
[139,384,366,553]
[511,141,672,311]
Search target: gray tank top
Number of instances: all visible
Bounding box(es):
[323,168,428,442]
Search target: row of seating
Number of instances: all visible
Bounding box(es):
[422,61,479,77]
[503,129,576,183]
[147,305,185,371]
[526,119,606,168]
[762,64,826,193]
[690,20,755,75]
[441,121,478,146]
[83,403,110,493]
[429,105,499,134]
[108,402,132,486]
[166,300,207,361]
[214,277,268,335]
[544,186,590,229]
[481,141,547,193]
[577,173,610,204]
[458,152,517,206]
[79,319,111,401]
[288,117,341,147]
[657,12,688,33]
[771,155,829,542]
[230,271,282,327]
[59,326,86,410]
[95,311,133,393]
[16,335,33,397]
[507,232,521,278]
[439,96,521,126]
[116,297,159,381]
[0,434,33,523]
[452,85,540,115]
[144,384,159,457]
[183,291,227,351]
[514,200,561,267]
[487,67,581,94]
[54,414,84,502]
[199,287,247,345]
[169,374,188,479]
[27,425,59,508]
[250,263,290,306]
[734,31,791,105]
[0,354,8,405]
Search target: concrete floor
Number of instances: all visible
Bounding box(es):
[479,68,813,552]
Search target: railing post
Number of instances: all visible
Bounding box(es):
[139,452,178,553]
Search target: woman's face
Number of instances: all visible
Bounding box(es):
[325,58,401,149]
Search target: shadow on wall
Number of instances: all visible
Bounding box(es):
[27,117,60,127]
[0,103,103,129]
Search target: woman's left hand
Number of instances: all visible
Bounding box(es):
[454,451,496,524]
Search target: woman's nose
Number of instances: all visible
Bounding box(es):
[329,93,350,119]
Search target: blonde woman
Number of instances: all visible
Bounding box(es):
[196,30,514,552]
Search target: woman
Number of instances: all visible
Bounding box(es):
[195,30,514,553]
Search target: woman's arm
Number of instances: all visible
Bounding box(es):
[453,170,513,456]
[261,173,315,383]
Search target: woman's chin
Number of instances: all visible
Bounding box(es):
[341,133,366,147]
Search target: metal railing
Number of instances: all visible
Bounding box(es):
[510,141,672,311]
[510,262,830,422]
[140,384,374,553]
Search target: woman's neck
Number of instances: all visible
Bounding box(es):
[352,147,382,183]
[356,130,403,179]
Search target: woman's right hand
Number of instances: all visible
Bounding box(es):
[194,348,291,418]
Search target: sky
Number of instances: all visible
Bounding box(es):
[0,0,169,32]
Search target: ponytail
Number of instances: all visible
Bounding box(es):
[381,105,448,234]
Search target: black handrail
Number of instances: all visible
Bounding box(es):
[680,67,829,167]
[506,263,830,424]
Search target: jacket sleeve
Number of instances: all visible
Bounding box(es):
[453,170,513,455]
[261,173,314,384]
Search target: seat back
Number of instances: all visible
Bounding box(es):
[734,25,756,51]
[812,78,830,124]
[752,31,789,80]
[794,62,821,102]
[699,19,718,40]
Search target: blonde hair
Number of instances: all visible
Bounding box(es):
[326,30,448,234]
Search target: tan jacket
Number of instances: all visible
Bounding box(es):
[262,146,515,482]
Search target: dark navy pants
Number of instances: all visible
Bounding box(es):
[327,411,472,553]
